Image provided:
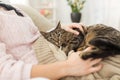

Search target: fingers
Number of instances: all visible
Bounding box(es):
[87,58,103,74]
[90,58,102,66]
[79,23,86,34]
[68,28,79,35]
[62,23,86,35]
[89,64,103,73]
[79,23,87,31]
[71,23,84,35]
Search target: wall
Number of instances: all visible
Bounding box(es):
[0,0,9,3]
[10,0,29,5]
[56,0,120,30]
[0,0,29,5]
[56,0,71,24]
[1,0,120,29]
[82,0,120,30]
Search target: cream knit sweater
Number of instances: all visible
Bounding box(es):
[33,35,120,80]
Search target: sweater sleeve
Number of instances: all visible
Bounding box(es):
[0,42,33,80]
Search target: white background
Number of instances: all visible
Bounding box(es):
[1,0,120,30]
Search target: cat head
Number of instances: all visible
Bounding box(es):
[40,22,85,55]
[78,24,120,59]
[40,22,67,47]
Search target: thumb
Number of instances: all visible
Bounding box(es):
[89,64,103,73]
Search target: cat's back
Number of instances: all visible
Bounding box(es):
[87,24,120,45]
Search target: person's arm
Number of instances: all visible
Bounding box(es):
[0,42,33,80]
[31,51,102,80]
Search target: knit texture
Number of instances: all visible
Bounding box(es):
[32,35,58,64]
[33,34,120,80]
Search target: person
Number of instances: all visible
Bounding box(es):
[0,3,102,80]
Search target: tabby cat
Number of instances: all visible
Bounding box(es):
[40,23,120,59]
[79,24,120,59]
[40,22,85,55]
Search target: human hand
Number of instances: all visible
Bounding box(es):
[61,23,86,35]
[65,50,103,77]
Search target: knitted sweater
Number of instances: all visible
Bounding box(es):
[33,34,120,80]
[32,26,120,80]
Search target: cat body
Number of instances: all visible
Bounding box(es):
[40,22,85,55]
[40,23,120,59]
[79,24,120,59]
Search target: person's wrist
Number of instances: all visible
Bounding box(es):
[60,60,74,77]
[63,60,81,77]
[57,61,69,77]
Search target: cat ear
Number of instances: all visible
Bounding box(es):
[55,21,62,30]
[40,31,48,38]
[89,37,120,50]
